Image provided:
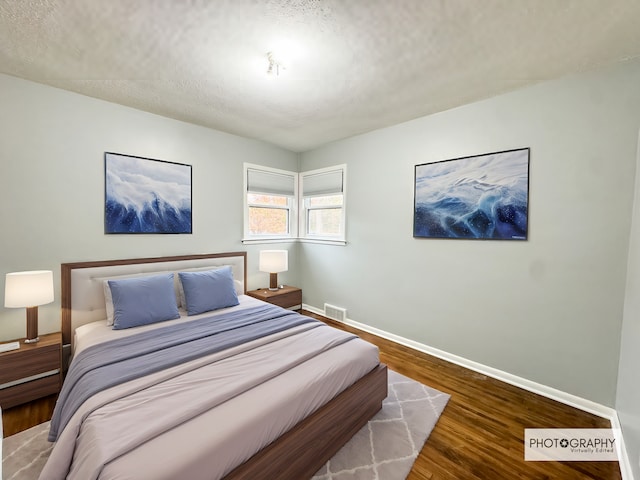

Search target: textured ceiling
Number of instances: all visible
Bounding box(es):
[1,1,640,152]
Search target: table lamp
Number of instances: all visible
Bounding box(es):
[4,270,54,344]
[259,250,288,291]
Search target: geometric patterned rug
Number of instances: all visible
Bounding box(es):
[313,370,450,480]
[2,422,52,480]
[2,370,449,480]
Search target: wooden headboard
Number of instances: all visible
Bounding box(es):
[60,252,247,364]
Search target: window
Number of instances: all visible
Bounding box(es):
[300,165,346,243]
[307,195,343,236]
[244,164,297,242]
[243,163,346,245]
[247,193,289,236]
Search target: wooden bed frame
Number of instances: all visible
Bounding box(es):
[60,252,388,479]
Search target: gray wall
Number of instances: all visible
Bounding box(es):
[617,131,640,479]
[300,59,640,407]
[0,74,298,341]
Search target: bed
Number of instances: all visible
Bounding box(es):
[41,252,387,480]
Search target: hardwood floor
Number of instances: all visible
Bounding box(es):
[302,310,622,480]
[2,311,622,480]
[2,394,56,438]
[2,395,57,437]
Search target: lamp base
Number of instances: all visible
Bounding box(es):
[26,306,40,344]
[269,272,279,291]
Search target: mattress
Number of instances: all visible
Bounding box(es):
[41,296,380,480]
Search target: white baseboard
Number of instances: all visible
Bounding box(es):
[303,303,635,480]
[611,413,635,480]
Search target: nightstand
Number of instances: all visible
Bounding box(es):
[246,285,302,310]
[0,332,62,409]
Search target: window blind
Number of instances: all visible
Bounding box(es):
[247,169,295,196]
[302,170,343,197]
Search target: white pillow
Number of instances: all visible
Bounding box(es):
[104,280,115,326]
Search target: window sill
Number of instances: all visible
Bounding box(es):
[241,238,296,245]
[241,238,347,246]
[298,238,347,246]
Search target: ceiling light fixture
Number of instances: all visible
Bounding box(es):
[267,52,285,76]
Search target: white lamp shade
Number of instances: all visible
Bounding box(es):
[4,270,54,308]
[259,250,288,273]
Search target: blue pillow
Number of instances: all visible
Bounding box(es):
[108,273,180,330]
[178,266,239,316]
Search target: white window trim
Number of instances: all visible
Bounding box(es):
[242,163,298,243]
[242,163,347,246]
[299,164,347,245]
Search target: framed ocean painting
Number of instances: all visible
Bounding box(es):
[413,148,530,240]
[104,152,192,234]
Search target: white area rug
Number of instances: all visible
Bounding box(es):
[313,370,450,480]
[2,422,51,480]
[2,370,449,480]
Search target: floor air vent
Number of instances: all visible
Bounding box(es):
[324,304,347,322]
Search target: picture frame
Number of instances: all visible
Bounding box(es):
[413,148,530,240]
[104,152,192,234]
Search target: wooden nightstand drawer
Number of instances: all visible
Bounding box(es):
[0,374,60,409]
[268,290,302,309]
[0,344,60,384]
[246,286,302,310]
[0,332,62,408]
